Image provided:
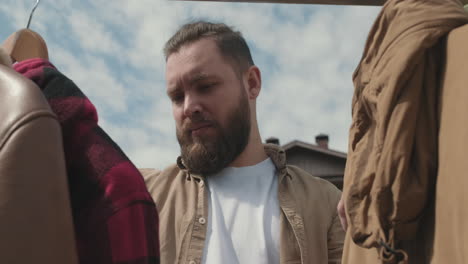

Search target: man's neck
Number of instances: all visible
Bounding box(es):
[229,128,267,168]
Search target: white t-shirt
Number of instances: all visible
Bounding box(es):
[202,158,280,264]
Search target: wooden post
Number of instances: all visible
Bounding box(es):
[175,0,386,6]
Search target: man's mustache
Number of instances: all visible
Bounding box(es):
[181,115,217,134]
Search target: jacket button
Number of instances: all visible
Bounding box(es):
[199,217,206,224]
[189,261,197,264]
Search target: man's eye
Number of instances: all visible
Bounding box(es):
[199,83,216,92]
[172,94,184,104]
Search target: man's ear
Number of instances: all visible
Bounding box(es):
[245,65,262,100]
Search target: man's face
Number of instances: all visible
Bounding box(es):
[165,38,251,175]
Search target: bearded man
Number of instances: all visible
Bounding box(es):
[142,21,344,264]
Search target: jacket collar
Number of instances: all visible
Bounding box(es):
[264,143,287,171]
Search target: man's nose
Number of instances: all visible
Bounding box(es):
[183,94,203,118]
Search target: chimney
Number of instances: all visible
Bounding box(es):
[315,134,329,149]
[266,137,280,145]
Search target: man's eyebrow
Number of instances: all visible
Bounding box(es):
[189,73,215,84]
[167,73,218,96]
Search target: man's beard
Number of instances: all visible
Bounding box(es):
[176,90,251,175]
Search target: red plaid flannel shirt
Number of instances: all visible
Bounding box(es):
[15,59,160,264]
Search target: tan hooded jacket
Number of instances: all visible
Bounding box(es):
[343,0,468,263]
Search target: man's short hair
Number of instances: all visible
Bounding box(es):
[164,21,255,74]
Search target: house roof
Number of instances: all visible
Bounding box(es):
[282,140,347,159]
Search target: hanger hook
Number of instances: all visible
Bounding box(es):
[26,0,41,29]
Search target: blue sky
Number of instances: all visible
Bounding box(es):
[1,0,380,169]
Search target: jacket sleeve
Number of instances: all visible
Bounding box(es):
[0,114,78,264]
[328,190,345,264]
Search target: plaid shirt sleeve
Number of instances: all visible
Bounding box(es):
[14,58,160,264]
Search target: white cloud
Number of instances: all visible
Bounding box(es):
[67,11,123,55]
[0,1,34,30]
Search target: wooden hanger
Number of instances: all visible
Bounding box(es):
[2,29,48,63]
[1,0,48,63]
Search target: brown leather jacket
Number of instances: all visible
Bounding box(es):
[142,144,344,264]
[0,61,78,263]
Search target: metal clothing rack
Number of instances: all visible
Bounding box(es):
[176,0,386,6]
